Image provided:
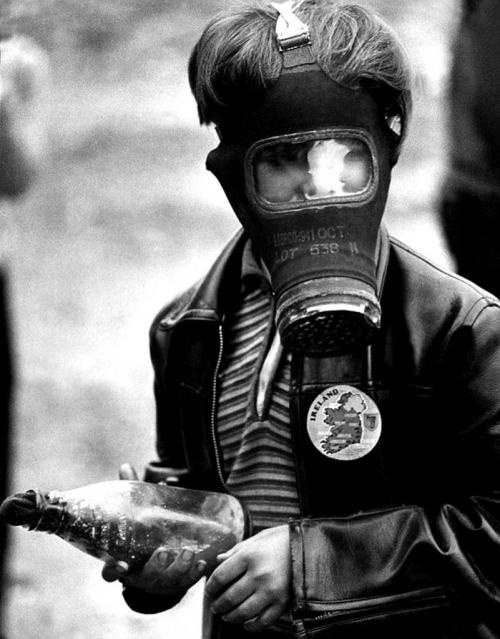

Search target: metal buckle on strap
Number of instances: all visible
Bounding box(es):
[271,1,311,51]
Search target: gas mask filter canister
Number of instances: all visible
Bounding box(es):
[206,2,399,355]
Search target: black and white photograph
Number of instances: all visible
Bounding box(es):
[1,1,499,638]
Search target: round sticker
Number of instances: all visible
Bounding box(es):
[307,385,381,461]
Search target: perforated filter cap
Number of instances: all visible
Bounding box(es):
[276,277,381,355]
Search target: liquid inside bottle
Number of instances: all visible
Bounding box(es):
[0,481,246,570]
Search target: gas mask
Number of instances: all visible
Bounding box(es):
[206,3,400,356]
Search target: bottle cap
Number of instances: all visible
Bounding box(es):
[0,490,39,526]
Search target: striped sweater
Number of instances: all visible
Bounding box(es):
[216,281,300,533]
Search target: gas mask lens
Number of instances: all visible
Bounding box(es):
[253,135,374,205]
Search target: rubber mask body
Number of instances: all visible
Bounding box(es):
[207,69,397,355]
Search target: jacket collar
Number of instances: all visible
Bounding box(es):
[159,225,390,327]
[158,229,247,328]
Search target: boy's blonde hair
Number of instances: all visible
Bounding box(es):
[189,1,413,147]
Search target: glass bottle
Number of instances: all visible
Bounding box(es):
[0,480,246,571]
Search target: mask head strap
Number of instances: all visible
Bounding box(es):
[271,1,315,68]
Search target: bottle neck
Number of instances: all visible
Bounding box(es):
[31,490,68,535]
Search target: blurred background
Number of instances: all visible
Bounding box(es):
[1,1,457,637]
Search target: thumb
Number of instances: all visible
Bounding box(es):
[119,463,139,481]
[102,559,129,583]
[216,546,238,563]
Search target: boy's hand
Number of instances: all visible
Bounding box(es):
[101,463,207,595]
[205,525,291,632]
[102,547,207,595]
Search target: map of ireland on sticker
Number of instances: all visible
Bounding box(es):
[307,385,381,461]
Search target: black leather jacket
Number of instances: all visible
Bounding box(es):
[141,230,500,638]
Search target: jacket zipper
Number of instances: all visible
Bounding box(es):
[210,323,227,490]
[305,588,450,624]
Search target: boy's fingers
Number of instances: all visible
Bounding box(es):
[119,463,139,480]
[210,576,254,615]
[216,547,237,563]
[206,555,247,598]
[166,548,197,576]
[102,559,129,583]
[192,560,207,580]
[144,546,172,573]
[220,592,267,625]
[244,603,282,633]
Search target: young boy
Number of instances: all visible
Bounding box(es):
[104,3,500,637]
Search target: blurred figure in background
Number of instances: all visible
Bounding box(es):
[0,36,50,197]
[440,0,500,297]
[0,34,51,638]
